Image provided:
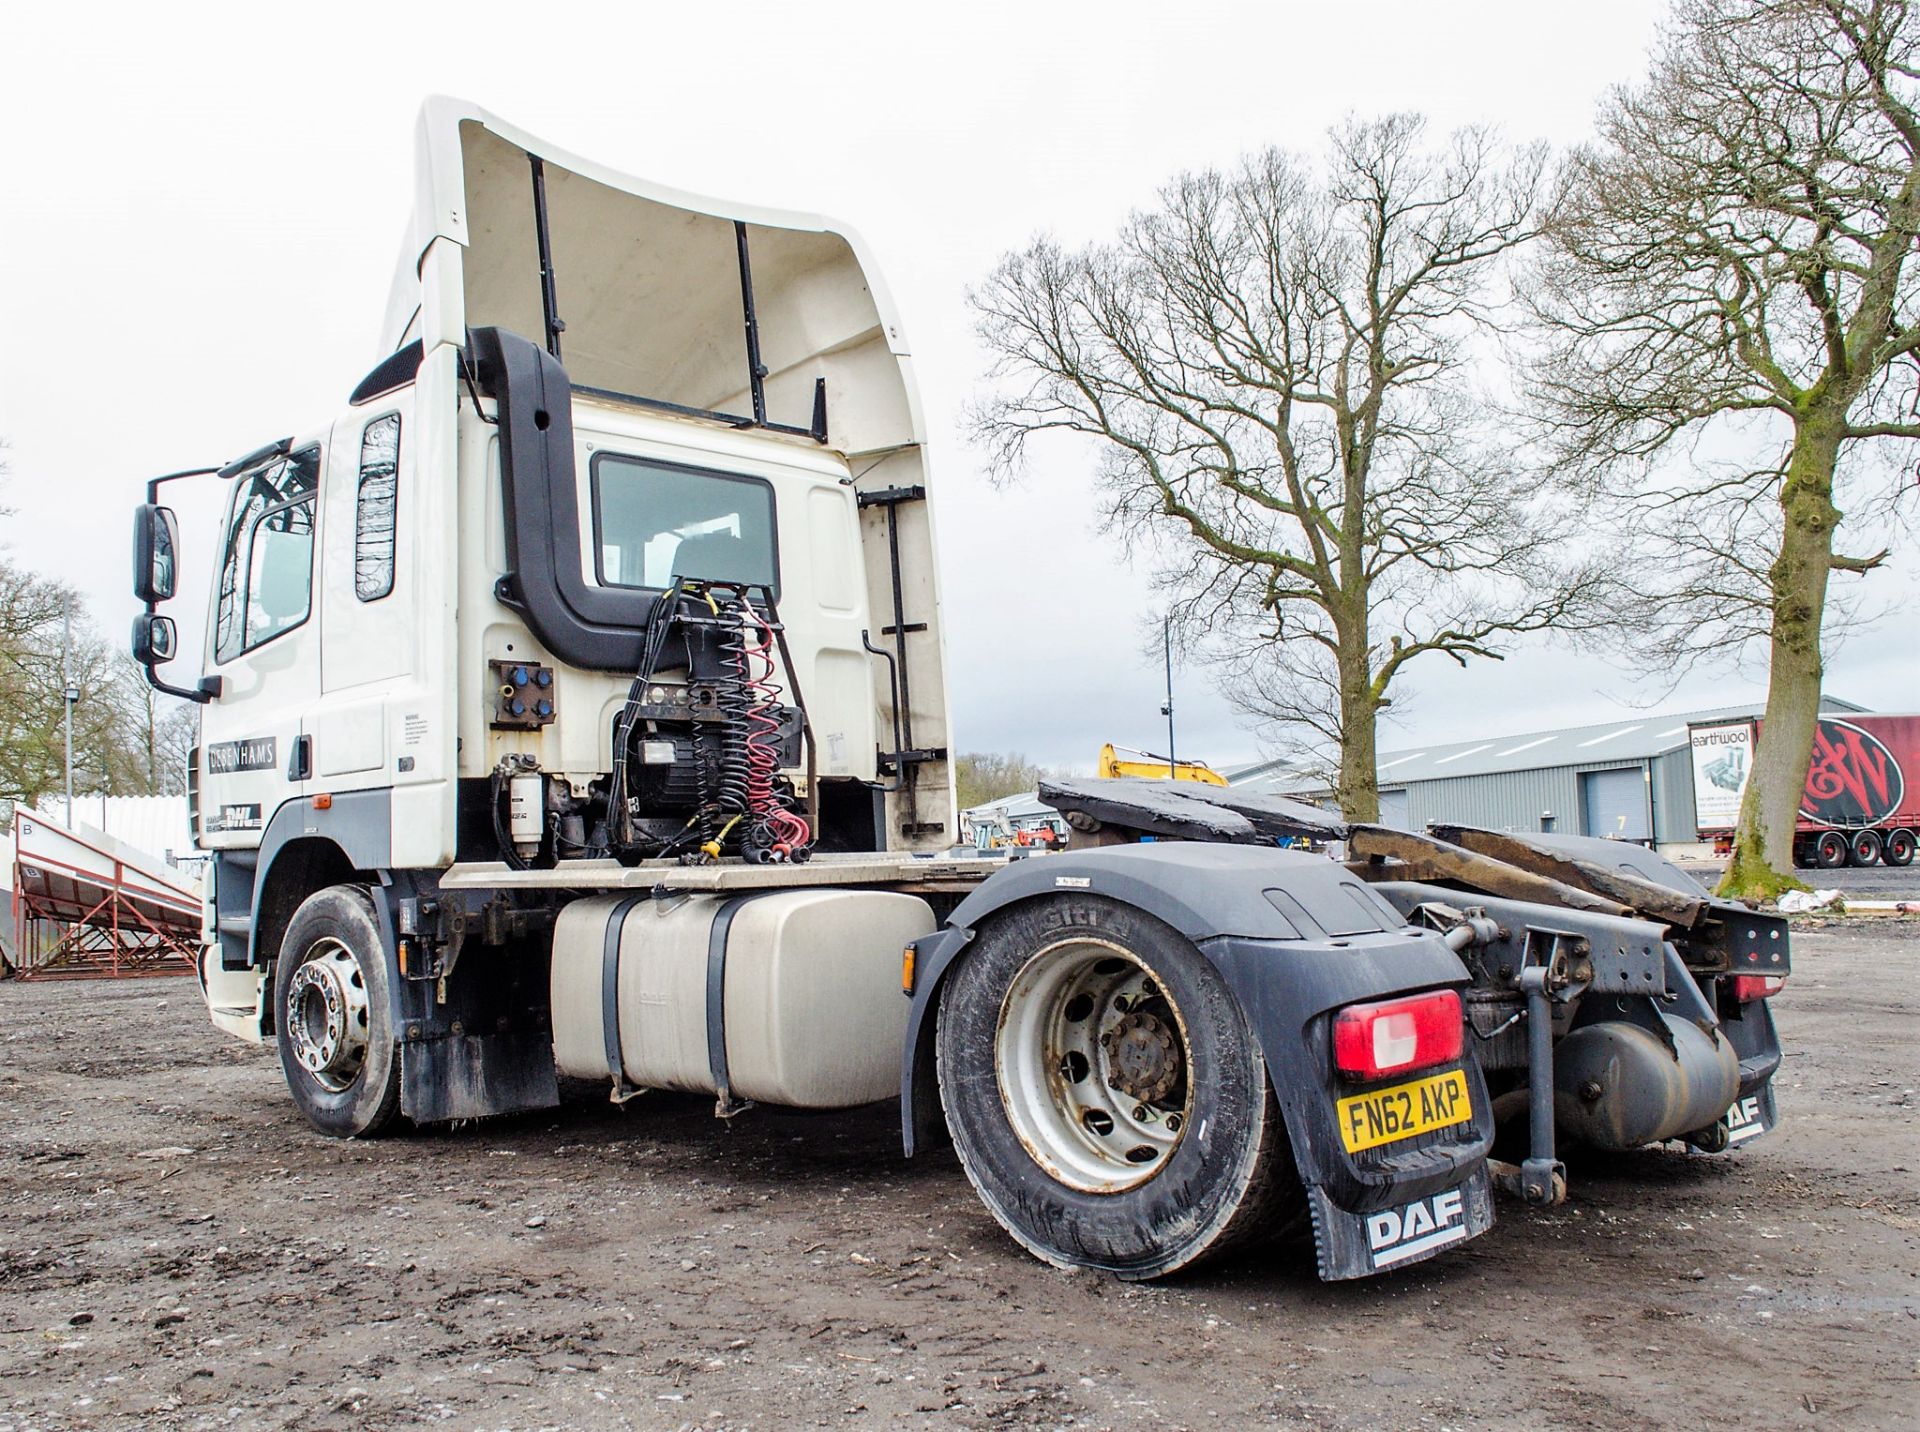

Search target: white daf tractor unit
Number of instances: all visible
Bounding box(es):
[131,100,1788,1283]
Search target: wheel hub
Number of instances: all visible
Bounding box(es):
[994,938,1194,1194]
[1102,1010,1181,1102]
[285,940,370,1091]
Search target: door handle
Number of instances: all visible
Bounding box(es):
[288,735,312,782]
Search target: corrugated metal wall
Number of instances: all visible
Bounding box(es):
[1650,749,1698,844]
[1396,767,1583,835]
[1395,761,1657,839]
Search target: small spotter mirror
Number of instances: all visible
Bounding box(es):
[133,504,179,603]
[132,613,177,666]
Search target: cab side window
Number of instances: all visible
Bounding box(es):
[214,447,320,662]
[354,415,400,601]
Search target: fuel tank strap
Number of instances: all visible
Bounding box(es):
[601,895,648,1094]
[706,893,771,1117]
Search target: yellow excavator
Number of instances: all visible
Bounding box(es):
[1096,743,1229,785]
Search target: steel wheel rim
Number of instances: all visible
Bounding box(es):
[995,936,1193,1193]
[285,936,371,1092]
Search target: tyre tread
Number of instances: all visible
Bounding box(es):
[273,883,401,1138]
[935,895,1301,1280]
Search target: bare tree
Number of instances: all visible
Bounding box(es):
[121,663,198,796]
[0,559,189,811]
[971,116,1615,819]
[953,752,1054,814]
[1530,0,1920,896]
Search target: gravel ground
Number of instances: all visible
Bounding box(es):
[1,921,1915,1431]
[1675,860,1920,902]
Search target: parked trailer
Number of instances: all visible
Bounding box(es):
[1690,715,1920,868]
[129,100,1787,1283]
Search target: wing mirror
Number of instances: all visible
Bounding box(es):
[132,613,177,665]
[133,504,179,603]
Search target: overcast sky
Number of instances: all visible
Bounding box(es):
[2,0,1911,772]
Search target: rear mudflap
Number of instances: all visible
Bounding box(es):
[1201,931,1496,1280]
[1708,993,1781,1148]
[1721,1079,1778,1147]
[1308,1163,1495,1280]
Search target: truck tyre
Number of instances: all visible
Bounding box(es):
[936,895,1297,1280]
[273,884,401,1138]
[1813,830,1849,869]
[1884,829,1916,866]
[1848,829,1882,867]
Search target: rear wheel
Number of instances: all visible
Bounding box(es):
[936,895,1296,1280]
[1813,830,1849,869]
[1884,829,1916,867]
[273,884,400,1137]
[1848,829,1883,867]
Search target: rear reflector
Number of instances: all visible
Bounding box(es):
[1731,973,1786,1002]
[1333,989,1463,1080]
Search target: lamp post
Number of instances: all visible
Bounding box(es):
[1160,614,1176,778]
[62,603,79,826]
[63,682,80,826]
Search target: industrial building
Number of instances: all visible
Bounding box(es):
[1229,697,1867,855]
[960,790,1068,848]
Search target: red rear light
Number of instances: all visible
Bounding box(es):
[1333,990,1463,1080]
[1731,974,1786,1003]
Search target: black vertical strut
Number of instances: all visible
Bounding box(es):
[883,498,914,753]
[734,220,769,426]
[529,155,565,360]
[856,486,946,792]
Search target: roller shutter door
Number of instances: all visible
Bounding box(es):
[1581,768,1649,841]
[1378,788,1410,830]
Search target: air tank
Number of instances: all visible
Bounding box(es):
[1552,1013,1740,1150]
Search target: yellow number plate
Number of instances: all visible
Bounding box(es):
[1336,1068,1472,1154]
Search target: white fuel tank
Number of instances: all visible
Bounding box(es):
[550,889,935,1109]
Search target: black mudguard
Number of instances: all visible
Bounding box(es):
[900,843,1496,1279]
[1712,990,1783,1145]
[367,882,560,1125]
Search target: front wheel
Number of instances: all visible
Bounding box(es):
[273,884,401,1137]
[936,896,1297,1280]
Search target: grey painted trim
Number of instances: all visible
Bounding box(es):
[247,788,393,965]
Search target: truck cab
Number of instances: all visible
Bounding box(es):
[133,100,954,1040]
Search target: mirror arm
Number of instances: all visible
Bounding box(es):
[146,466,220,502]
[216,439,292,481]
[138,657,215,705]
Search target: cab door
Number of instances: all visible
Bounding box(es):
[196,443,324,848]
[313,396,415,789]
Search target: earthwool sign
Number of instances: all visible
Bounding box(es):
[1689,721,1754,832]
